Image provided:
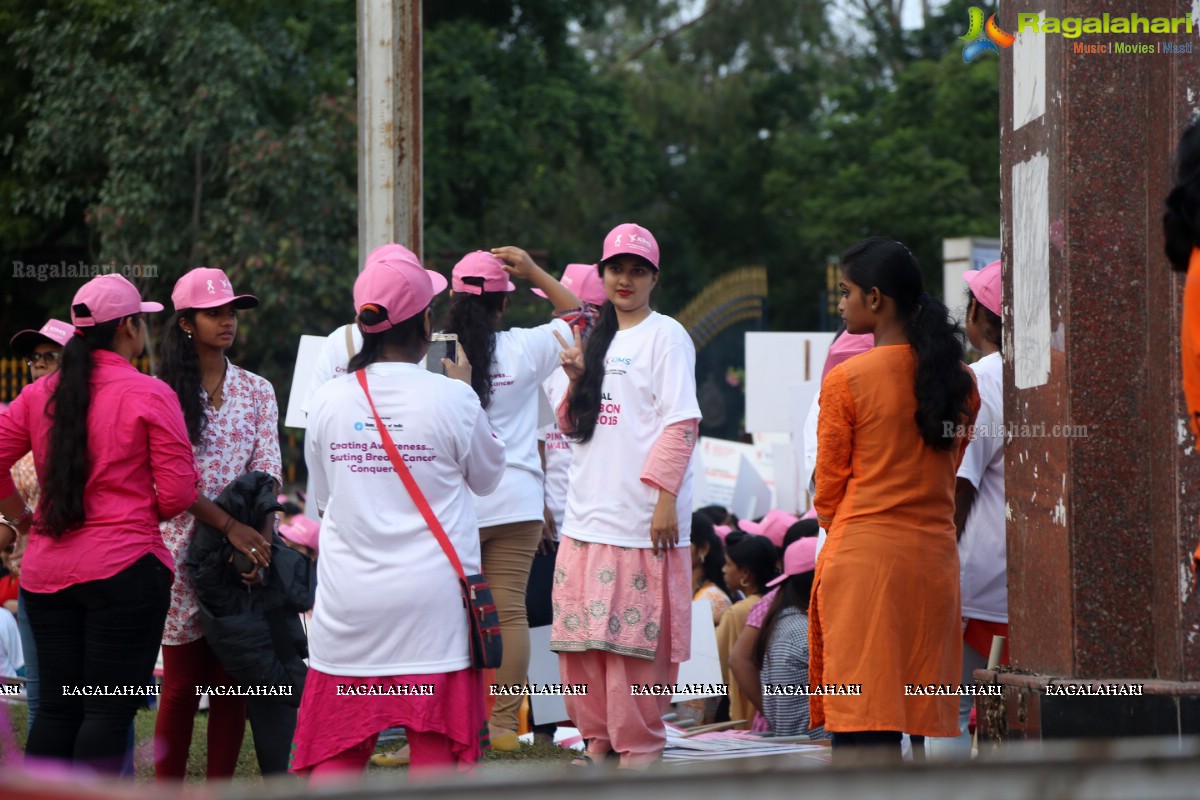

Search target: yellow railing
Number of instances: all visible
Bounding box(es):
[0,356,153,404]
[675,266,769,350]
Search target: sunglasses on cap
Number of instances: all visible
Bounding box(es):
[26,351,62,367]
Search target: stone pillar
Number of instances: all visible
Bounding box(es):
[357,0,422,266]
[992,1,1200,739]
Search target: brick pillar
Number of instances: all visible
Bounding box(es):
[993,1,1200,739]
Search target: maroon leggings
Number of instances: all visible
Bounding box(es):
[154,638,246,780]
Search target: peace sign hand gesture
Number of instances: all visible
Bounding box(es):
[553,324,585,382]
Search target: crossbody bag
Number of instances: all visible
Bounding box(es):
[355,369,502,670]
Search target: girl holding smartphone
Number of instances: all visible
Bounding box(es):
[440,248,580,749]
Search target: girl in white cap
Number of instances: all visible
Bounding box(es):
[440,247,581,750]
[0,274,271,774]
[154,267,282,780]
[552,223,701,768]
[293,247,505,781]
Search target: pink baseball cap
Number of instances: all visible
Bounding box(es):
[766,537,818,587]
[821,332,874,383]
[171,267,258,311]
[452,251,516,294]
[279,515,320,553]
[963,259,1002,319]
[353,247,447,333]
[532,263,606,306]
[738,509,799,548]
[10,318,76,354]
[71,274,164,327]
[601,223,660,270]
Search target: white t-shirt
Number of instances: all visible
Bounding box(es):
[473,319,572,527]
[539,368,573,531]
[304,362,506,675]
[562,312,702,548]
[302,323,363,415]
[957,351,1006,623]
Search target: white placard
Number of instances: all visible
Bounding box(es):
[745,332,834,433]
[672,599,725,703]
[528,625,568,725]
[695,438,776,511]
[790,381,821,510]
[771,443,797,515]
[730,454,772,521]
[283,335,328,429]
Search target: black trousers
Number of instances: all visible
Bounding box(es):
[246,698,297,775]
[22,554,171,773]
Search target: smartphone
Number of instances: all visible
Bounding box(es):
[427,333,458,375]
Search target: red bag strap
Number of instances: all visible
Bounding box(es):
[355,369,468,582]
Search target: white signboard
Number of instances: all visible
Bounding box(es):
[283,335,327,429]
[672,599,725,703]
[730,454,772,521]
[695,437,775,511]
[745,333,834,433]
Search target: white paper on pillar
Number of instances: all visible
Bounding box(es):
[283,335,328,429]
[527,625,569,724]
[671,599,725,703]
[1012,153,1051,389]
[745,333,834,433]
[1013,11,1046,131]
[730,455,772,520]
[771,443,797,515]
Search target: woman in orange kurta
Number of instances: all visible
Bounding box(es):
[1165,120,1200,580]
[809,238,979,752]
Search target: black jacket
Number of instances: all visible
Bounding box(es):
[185,471,315,707]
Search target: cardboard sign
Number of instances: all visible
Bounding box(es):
[730,454,772,521]
[745,332,834,433]
[283,335,328,429]
[695,437,775,511]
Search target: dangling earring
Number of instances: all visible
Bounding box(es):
[185,330,193,339]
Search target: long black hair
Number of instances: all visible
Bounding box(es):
[752,571,816,667]
[841,238,974,450]
[1165,119,1200,271]
[725,532,780,595]
[41,316,128,537]
[690,512,731,599]
[157,310,205,446]
[348,305,430,371]
[442,276,505,409]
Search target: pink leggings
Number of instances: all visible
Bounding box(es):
[155,638,246,780]
[307,730,472,785]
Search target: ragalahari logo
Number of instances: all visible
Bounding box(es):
[960,7,1015,62]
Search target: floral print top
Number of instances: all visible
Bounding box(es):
[160,361,281,646]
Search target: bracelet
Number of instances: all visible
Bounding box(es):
[222,516,236,536]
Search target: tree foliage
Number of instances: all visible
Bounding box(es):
[2,0,1000,442]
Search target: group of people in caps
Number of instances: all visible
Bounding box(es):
[0,221,1014,780]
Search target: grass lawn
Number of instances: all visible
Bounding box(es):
[1,703,574,782]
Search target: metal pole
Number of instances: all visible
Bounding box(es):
[357,0,422,268]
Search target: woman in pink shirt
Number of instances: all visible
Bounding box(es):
[153,267,282,780]
[0,274,273,774]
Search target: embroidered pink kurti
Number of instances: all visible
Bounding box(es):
[160,362,281,646]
